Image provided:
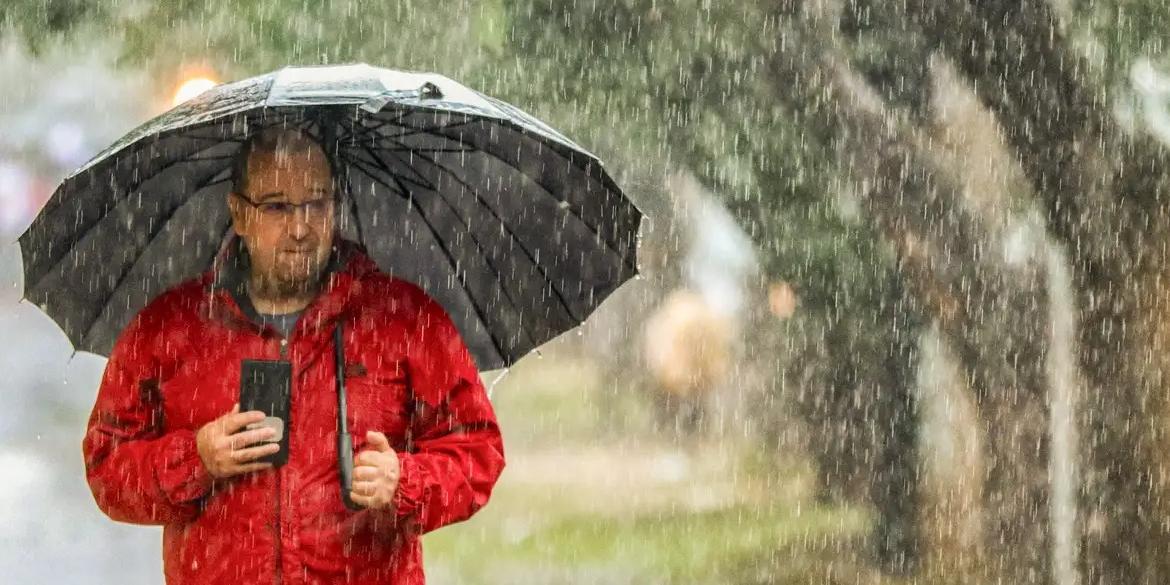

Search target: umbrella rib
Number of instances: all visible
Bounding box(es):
[381,118,478,141]
[378,110,638,273]
[32,139,242,286]
[362,116,477,148]
[389,111,598,175]
[338,170,366,247]
[345,112,472,154]
[385,147,473,154]
[336,110,413,144]
[479,95,583,149]
[321,116,369,247]
[368,122,631,266]
[361,145,554,337]
[387,110,611,179]
[353,149,527,330]
[350,145,438,192]
[65,106,268,196]
[340,114,472,154]
[335,117,431,246]
[79,167,232,345]
[356,116,490,158]
[375,144,581,323]
[369,111,627,228]
[348,156,513,363]
[32,110,292,280]
[353,158,514,363]
[183,154,237,161]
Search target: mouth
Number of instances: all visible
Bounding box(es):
[280,249,318,267]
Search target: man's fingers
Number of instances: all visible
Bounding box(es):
[366,431,393,453]
[223,410,268,434]
[353,466,382,481]
[355,450,391,467]
[231,442,280,463]
[349,491,373,508]
[351,479,378,495]
[228,427,277,450]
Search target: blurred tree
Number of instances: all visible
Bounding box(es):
[1069,0,1170,86]
[507,3,1062,583]
[767,10,1054,581]
[0,0,99,52]
[912,0,1170,582]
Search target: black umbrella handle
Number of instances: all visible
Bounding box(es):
[335,323,363,511]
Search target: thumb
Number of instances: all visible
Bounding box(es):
[366,431,393,453]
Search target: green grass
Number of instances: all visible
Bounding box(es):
[419,349,877,585]
[425,498,869,584]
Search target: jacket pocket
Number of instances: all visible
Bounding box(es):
[344,359,411,452]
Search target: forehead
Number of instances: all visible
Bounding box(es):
[244,143,333,198]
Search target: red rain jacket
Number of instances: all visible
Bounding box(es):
[82,234,506,584]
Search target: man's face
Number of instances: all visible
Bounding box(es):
[227,139,336,295]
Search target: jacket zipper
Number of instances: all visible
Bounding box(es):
[275,335,288,585]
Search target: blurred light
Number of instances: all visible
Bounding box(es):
[172,77,218,106]
[768,281,798,320]
[0,160,33,236]
[43,121,87,168]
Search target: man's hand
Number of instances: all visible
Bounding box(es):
[350,431,401,510]
[196,403,279,479]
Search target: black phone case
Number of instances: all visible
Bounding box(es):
[239,359,292,467]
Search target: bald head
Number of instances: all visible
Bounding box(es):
[232,127,333,195]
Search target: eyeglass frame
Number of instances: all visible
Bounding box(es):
[231,190,340,221]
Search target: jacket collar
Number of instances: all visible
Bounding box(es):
[201,229,378,334]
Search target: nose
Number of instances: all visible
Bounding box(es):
[288,210,312,240]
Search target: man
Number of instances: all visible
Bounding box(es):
[82,126,506,584]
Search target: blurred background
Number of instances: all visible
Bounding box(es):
[4,1,1170,584]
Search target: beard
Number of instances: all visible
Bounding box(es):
[252,247,330,298]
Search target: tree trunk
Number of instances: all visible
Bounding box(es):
[867,276,922,574]
[914,0,1170,581]
[764,9,1054,582]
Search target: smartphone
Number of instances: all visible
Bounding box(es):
[239,358,292,467]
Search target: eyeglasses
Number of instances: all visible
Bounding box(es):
[233,192,336,221]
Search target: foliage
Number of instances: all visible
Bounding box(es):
[0,0,100,51]
[1069,0,1170,84]
[506,0,896,315]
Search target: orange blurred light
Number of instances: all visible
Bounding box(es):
[767,281,798,320]
[172,77,218,106]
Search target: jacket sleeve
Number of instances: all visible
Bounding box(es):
[382,293,507,536]
[82,305,213,525]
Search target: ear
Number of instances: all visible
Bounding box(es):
[226,192,247,236]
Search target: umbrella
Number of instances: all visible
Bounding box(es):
[16,63,643,371]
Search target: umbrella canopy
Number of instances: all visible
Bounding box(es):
[17,63,643,371]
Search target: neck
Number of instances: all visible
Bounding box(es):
[246,272,320,314]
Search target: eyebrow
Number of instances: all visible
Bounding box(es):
[253,187,330,202]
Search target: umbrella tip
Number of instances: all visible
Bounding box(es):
[420,82,443,100]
